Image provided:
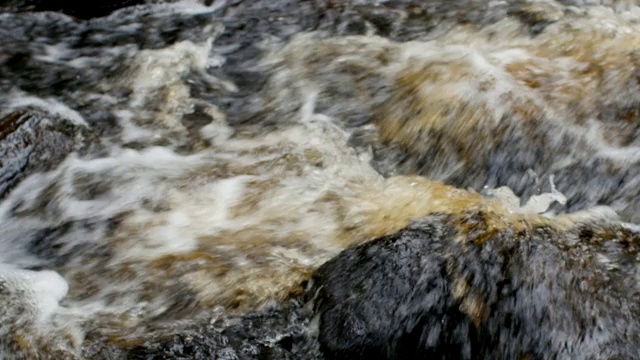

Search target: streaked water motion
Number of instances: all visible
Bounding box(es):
[2,0,640,358]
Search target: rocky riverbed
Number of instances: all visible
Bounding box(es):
[2,0,640,359]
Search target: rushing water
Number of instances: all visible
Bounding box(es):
[2,0,640,358]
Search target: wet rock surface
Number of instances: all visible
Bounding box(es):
[88,303,321,360]
[310,213,640,359]
[0,111,96,199]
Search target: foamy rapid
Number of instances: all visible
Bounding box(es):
[1,0,640,358]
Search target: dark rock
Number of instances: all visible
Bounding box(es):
[309,213,640,359]
[85,302,322,360]
[0,111,96,199]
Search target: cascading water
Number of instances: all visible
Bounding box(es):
[2,0,640,358]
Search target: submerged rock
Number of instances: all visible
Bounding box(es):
[309,211,640,359]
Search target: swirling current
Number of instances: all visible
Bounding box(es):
[2,0,640,359]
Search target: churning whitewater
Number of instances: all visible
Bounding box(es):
[2,0,640,358]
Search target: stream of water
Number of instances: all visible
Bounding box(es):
[2,0,640,358]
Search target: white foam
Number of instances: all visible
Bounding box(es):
[5,91,88,126]
[200,120,234,144]
[558,205,621,223]
[115,110,157,143]
[0,265,68,323]
[484,176,567,216]
[34,43,73,63]
[521,176,567,214]
[116,38,236,146]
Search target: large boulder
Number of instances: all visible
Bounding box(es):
[309,211,640,359]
